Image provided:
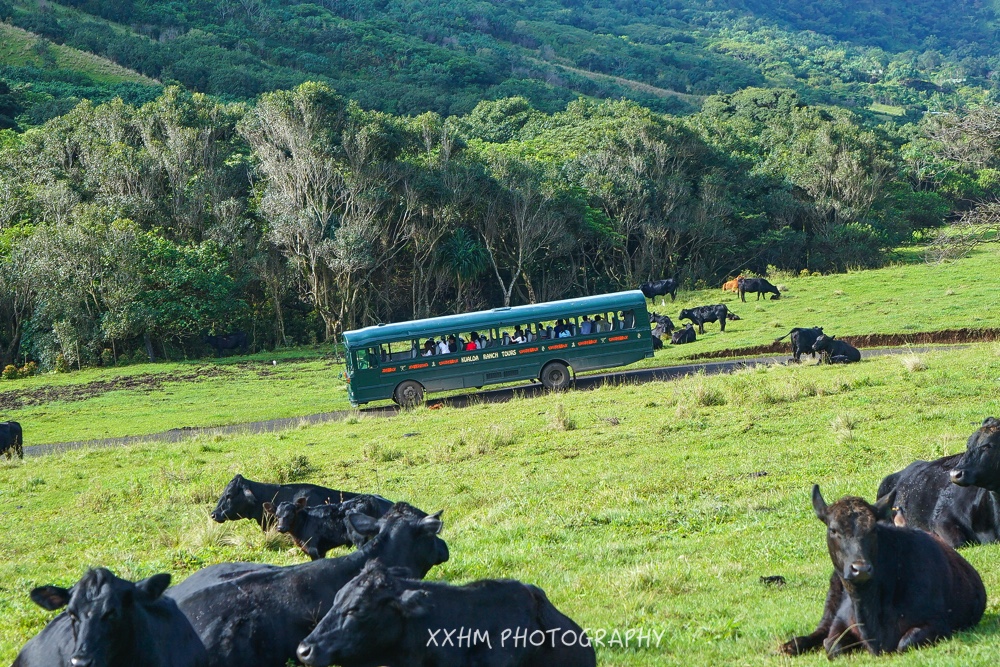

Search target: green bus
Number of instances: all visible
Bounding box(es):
[342,290,654,406]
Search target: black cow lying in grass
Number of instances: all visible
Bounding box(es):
[203,331,248,356]
[679,304,739,333]
[737,277,780,301]
[296,560,597,667]
[265,494,395,559]
[14,569,208,667]
[775,327,824,363]
[782,486,985,658]
[166,503,449,667]
[639,278,679,303]
[877,417,1000,548]
[649,312,675,350]
[210,474,359,530]
[0,420,23,459]
[812,335,860,364]
[671,323,696,344]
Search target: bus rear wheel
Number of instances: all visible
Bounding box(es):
[540,362,571,391]
[393,380,425,407]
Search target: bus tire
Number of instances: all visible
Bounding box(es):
[393,380,424,407]
[540,361,571,391]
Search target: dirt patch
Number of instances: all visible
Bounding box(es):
[0,367,231,411]
[684,328,1000,361]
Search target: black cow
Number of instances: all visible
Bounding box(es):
[13,568,208,667]
[679,304,738,333]
[210,474,359,530]
[737,277,780,301]
[775,327,824,363]
[639,278,679,303]
[203,331,248,357]
[877,417,1000,548]
[781,486,985,658]
[648,312,675,333]
[296,560,596,667]
[264,494,395,559]
[0,420,23,459]
[166,503,449,667]
[671,323,696,345]
[812,335,861,364]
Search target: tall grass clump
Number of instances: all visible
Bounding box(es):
[550,404,577,431]
[831,413,857,443]
[363,442,404,463]
[900,354,927,372]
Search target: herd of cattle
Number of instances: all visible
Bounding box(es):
[13,474,596,667]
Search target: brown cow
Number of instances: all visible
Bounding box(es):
[722,275,743,292]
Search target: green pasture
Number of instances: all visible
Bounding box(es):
[1,243,997,445]
[2,345,1000,665]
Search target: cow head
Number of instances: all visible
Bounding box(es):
[210,474,257,522]
[266,497,309,533]
[950,417,1000,491]
[297,560,420,667]
[351,502,448,578]
[679,309,693,322]
[31,568,172,667]
[811,485,894,585]
[812,335,834,353]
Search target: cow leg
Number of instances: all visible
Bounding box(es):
[780,572,844,656]
[932,518,970,549]
[823,605,866,658]
[15,438,23,459]
[896,625,945,652]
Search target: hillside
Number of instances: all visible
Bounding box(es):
[0,0,996,120]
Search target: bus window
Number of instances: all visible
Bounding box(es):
[355,348,379,370]
[623,309,636,329]
[388,339,416,360]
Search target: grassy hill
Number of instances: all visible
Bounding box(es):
[2,344,1000,665]
[1,0,996,119]
[1,242,998,446]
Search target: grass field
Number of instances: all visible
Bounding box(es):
[1,243,997,446]
[3,345,1000,665]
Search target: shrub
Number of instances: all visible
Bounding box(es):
[1,365,18,380]
[101,348,115,366]
[132,348,149,364]
[19,361,38,377]
[54,354,70,373]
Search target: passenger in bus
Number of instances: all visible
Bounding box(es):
[594,315,607,332]
[465,333,479,351]
[553,319,567,337]
[579,315,593,335]
[422,340,435,356]
[447,335,459,353]
[623,310,635,329]
[512,325,526,343]
[436,338,450,355]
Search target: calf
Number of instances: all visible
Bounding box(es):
[166,503,449,667]
[639,278,678,303]
[722,275,743,292]
[13,568,208,667]
[671,323,696,344]
[648,312,675,333]
[679,304,736,333]
[774,327,824,363]
[0,420,22,459]
[296,560,596,667]
[812,335,861,364]
[737,277,780,301]
[209,474,359,530]
[781,486,985,658]
[264,494,394,559]
[877,417,1000,548]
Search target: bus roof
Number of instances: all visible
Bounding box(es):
[342,291,648,349]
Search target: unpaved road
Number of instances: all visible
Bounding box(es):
[23,345,962,457]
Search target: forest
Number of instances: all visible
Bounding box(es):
[0,81,997,370]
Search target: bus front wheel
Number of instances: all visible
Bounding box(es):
[540,362,571,391]
[393,380,425,407]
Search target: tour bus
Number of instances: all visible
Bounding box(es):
[342,290,654,406]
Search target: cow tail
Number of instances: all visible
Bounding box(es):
[773,330,795,343]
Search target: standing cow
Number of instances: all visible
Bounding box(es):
[639,278,679,304]
[737,277,780,301]
[203,331,248,357]
[297,560,596,667]
[876,417,1000,548]
[781,486,985,658]
[210,474,360,530]
[679,305,738,333]
[1,420,23,459]
[13,568,208,667]
[774,327,824,363]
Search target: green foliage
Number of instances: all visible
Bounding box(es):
[1,364,17,380]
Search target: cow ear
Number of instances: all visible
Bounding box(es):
[243,486,256,502]
[347,512,380,538]
[136,573,171,601]
[420,511,443,535]
[296,496,309,509]
[262,502,275,514]
[811,485,828,523]
[396,589,429,617]
[873,491,896,522]
[30,585,70,611]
